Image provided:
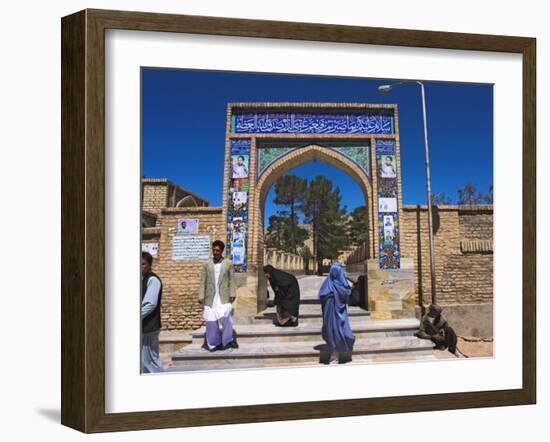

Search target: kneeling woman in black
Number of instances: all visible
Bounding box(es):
[263,265,301,327]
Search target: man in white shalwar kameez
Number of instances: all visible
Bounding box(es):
[198,240,238,351]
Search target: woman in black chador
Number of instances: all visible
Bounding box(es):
[263,265,301,327]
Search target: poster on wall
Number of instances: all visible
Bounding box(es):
[378,154,397,178]
[230,178,250,192]
[231,191,248,210]
[383,215,395,245]
[231,245,245,264]
[376,139,400,269]
[228,216,247,266]
[378,197,397,213]
[141,242,159,257]
[231,154,249,178]
[172,235,211,260]
[177,218,199,234]
[227,139,251,272]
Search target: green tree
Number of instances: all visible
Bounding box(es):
[347,205,369,246]
[265,211,309,253]
[302,176,350,271]
[265,212,289,250]
[299,245,313,273]
[273,175,308,253]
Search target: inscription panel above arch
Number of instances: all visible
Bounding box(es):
[232,110,394,135]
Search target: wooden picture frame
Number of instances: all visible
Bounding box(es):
[61,8,536,433]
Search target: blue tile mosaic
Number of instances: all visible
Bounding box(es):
[331,146,370,179]
[258,146,296,177]
[227,139,252,272]
[378,212,401,269]
[232,111,394,135]
[256,144,371,180]
[376,139,400,269]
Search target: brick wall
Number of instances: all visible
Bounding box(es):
[143,178,210,215]
[142,227,161,254]
[400,204,493,306]
[142,180,168,216]
[151,207,224,330]
[142,211,157,228]
[145,197,492,331]
[459,209,493,240]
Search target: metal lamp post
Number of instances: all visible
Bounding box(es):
[378,81,437,305]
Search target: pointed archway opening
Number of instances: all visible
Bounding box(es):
[255,144,374,311]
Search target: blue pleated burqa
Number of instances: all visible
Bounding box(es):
[318,264,356,353]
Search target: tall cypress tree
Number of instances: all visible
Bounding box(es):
[302,176,350,272]
[347,205,369,247]
[273,175,308,253]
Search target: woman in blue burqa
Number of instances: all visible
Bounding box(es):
[318,262,356,364]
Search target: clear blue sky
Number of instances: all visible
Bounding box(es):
[142,68,493,224]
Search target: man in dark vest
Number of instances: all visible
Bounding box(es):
[141,251,164,373]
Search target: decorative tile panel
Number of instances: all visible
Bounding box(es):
[232,111,394,135]
[331,146,370,179]
[226,139,251,272]
[376,139,400,269]
[256,143,371,180]
[258,146,296,176]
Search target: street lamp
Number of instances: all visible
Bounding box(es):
[378,80,437,305]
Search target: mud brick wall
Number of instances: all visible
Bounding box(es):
[459,209,493,240]
[142,179,169,216]
[400,204,493,306]
[150,207,224,330]
[142,211,158,228]
[146,197,492,330]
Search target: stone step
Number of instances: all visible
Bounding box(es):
[371,300,403,310]
[189,318,419,343]
[159,330,193,354]
[297,299,321,305]
[254,304,370,321]
[168,352,436,372]
[171,336,435,371]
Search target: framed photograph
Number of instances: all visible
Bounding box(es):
[61,9,536,433]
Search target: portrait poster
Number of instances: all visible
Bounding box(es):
[378,154,397,178]
[231,154,250,178]
[231,191,248,210]
[230,178,250,192]
[177,218,199,234]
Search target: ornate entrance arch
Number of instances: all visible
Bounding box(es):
[256,143,375,265]
[221,103,404,315]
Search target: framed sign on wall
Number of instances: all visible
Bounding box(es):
[61,8,536,433]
